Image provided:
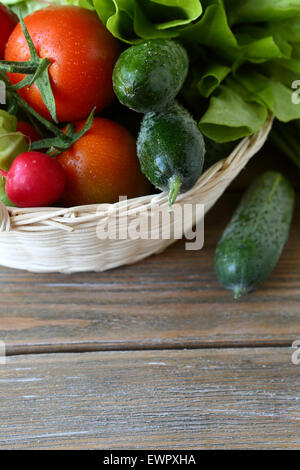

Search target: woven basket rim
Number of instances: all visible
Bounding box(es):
[0,115,274,233]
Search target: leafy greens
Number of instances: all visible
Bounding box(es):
[0,110,28,206]
[2,0,300,142]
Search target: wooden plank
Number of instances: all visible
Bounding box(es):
[0,193,300,353]
[0,348,299,449]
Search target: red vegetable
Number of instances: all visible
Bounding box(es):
[0,152,66,207]
[0,2,18,59]
[5,5,120,122]
[57,117,150,206]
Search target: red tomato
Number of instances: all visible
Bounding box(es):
[57,118,150,206]
[0,3,18,59]
[16,121,41,143]
[5,6,120,122]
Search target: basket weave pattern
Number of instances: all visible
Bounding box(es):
[0,116,273,273]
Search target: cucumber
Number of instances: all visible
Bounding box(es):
[137,101,205,207]
[113,39,189,113]
[215,171,295,298]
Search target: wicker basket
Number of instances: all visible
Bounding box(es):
[0,116,273,273]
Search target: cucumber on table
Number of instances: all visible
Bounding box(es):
[137,101,205,207]
[113,39,189,113]
[215,171,295,298]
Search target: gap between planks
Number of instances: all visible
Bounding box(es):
[5,339,292,357]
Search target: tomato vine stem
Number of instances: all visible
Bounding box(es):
[0,11,57,122]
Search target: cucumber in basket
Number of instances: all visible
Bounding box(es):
[215,171,295,298]
[113,39,189,113]
[137,101,206,208]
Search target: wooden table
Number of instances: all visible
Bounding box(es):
[0,154,299,450]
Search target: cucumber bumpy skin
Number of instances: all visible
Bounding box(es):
[215,171,295,299]
[137,101,205,207]
[113,39,189,113]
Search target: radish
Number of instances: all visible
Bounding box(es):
[0,152,66,207]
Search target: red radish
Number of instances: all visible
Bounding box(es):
[0,152,66,207]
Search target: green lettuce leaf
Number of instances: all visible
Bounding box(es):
[199,79,268,142]
[180,1,291,65]
[0,110,28,172]
[181,0,238,60]
[1,0,48,17]
[93,0,202,43]
[197,63,231,98]
[236,69,300,122]
[2,0,93,17]
[225,0,300,25]
[0,110,28,206]
[181,0,300,142]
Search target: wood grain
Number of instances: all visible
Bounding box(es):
[0,348,299,449]
[0,151,298,450]
[0,193,299,353]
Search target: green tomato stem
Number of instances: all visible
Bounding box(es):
[0,10,57,122]
[1,67,94,157]
[14,93,64,138]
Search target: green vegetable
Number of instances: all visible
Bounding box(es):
[198,78,269,143]
[93,0,202,43]
[2,0,93,18]
[225,0,300,24]
[93,0,300,142]
[180,0,300,142]
[0,110,28,206]
[113,39,189,113]
[4,0,300,143]
[215,171,295,298]
[4,0,52,17]
[8,0,200,39]
[0,110,28,171]
[137,101,205,207]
